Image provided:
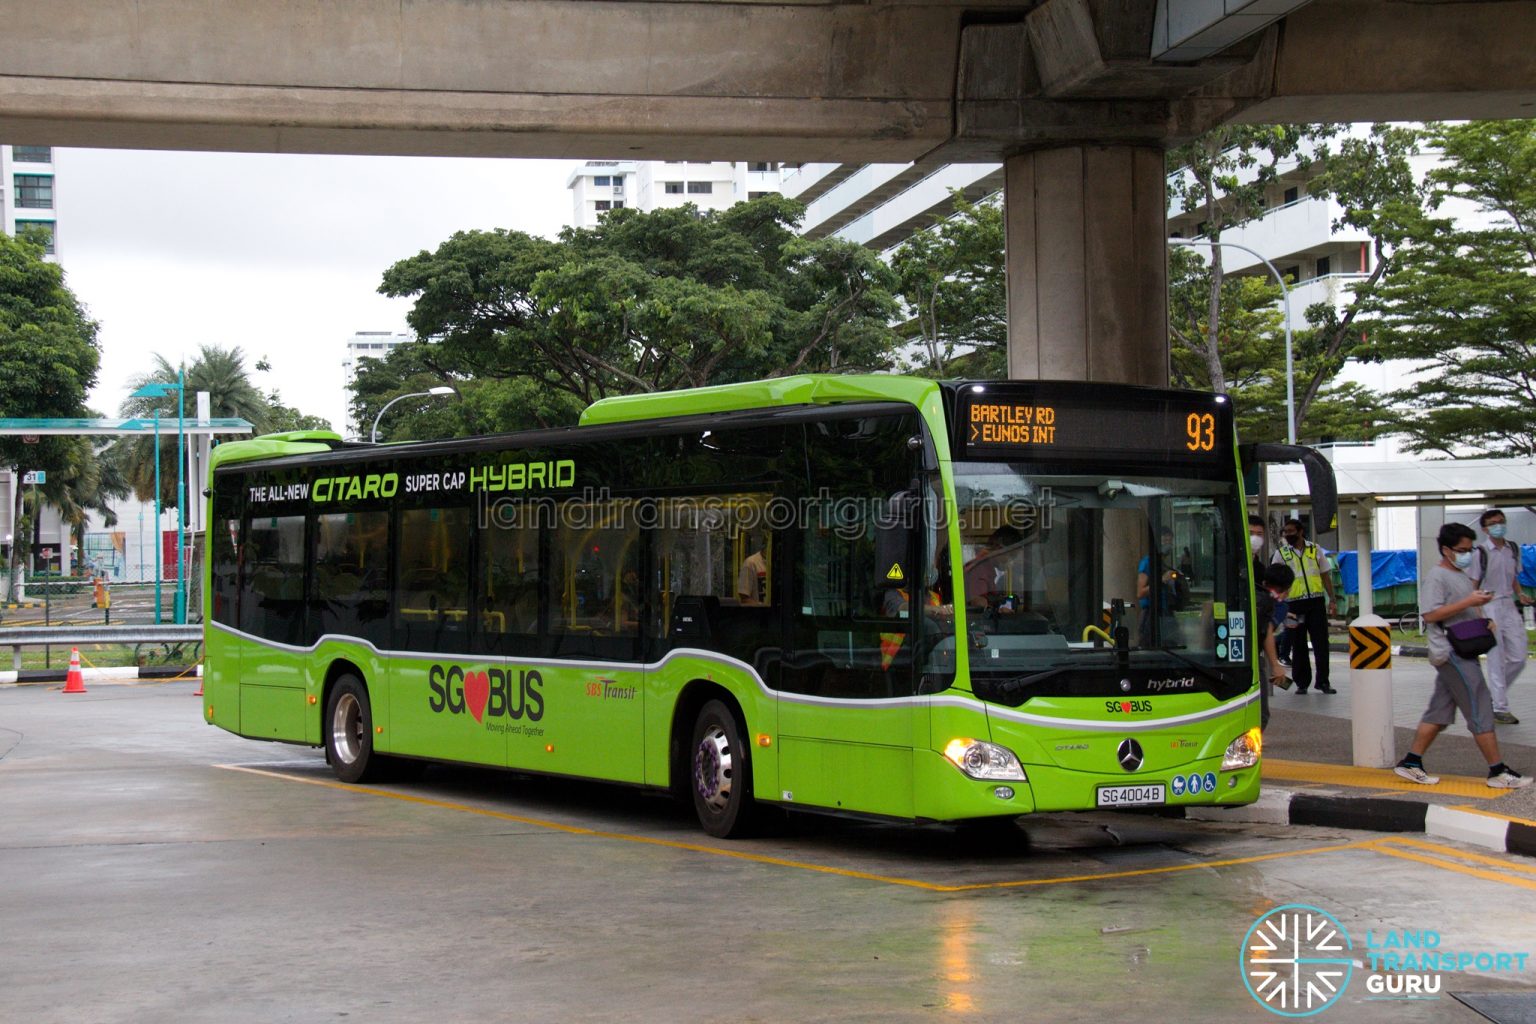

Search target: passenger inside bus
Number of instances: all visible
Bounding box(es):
[1136,526,1184,647]
[736,532,770,606]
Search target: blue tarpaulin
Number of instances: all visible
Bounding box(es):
[1332,545,1536,593]
[1335,551,1417,595]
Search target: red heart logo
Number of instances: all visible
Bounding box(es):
[464,670,490,723]
[1120,701,1132,713]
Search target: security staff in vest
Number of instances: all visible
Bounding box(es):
[1272,518,1338,694]
[1469,508,1530,725]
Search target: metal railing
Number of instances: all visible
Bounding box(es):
[0,624,202,673]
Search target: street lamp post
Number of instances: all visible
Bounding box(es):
[1168,238,1296,446]
[371,387,456,443]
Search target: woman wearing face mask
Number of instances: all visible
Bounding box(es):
[1394,522,1532,789]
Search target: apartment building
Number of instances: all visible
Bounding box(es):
[567,161,784,229]
[1,144,58,255]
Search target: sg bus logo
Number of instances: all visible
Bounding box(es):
[1241,904,1354,1017]
[428,664,545,724]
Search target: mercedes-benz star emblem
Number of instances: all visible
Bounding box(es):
[1117,738,1144,772]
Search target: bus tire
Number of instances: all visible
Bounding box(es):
[325,674,382,784]
[690,699,758,839]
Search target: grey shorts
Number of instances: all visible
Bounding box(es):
[1423,656,1496,735]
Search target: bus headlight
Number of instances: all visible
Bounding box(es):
[1221,728,1263,771]
[943,738,1027,781]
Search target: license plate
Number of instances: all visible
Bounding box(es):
[1096,783,1166,807]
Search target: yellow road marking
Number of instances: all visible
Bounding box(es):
[1263,758,1509,800]
[218,765,1536,893]
[938,843,1372,892]
[1363,840,1536,892]
[216,764,958,891]
[1382,836,1536,875]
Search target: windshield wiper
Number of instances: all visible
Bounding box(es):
[972,663,1085,706]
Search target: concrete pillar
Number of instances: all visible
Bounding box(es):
[1003,146,1168,387]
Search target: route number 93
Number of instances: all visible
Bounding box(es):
[1185,412,1216,452]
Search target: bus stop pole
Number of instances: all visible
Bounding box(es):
[1349,498,1395,767]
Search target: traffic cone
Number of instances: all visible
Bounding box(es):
[63,648,87,694]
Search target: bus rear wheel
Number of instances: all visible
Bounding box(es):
[326,675,382,784]
[691,699,758,839]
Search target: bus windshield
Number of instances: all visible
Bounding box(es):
[950,462,1249,675]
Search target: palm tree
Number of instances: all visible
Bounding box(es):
[115,346,269,508]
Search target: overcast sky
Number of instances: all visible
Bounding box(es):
[55,149,577,434]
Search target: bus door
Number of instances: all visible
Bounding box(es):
[775,415,931,820]
[238,509,310,741]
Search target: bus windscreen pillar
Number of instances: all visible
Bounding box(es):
[1003,146,1168,387]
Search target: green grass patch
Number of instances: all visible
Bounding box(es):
[7,642,202,671]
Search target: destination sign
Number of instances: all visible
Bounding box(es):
[959,390,1226,461]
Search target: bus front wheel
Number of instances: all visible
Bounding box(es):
[691,699,758,839]
[326,675,381,784]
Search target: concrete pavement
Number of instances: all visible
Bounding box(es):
[5,679,1536,1022]
[1222,652,1536,856]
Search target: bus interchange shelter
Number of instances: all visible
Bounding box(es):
[0,415,253,581]
[1265,457,1536,617]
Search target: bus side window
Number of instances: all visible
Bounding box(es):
[313,510,390,647]
[480,505,542,639]
[550,499,639,654]
[210,473,243,628]
[652,495,777,663]
[241,513,307,646]
[395,507,473,650]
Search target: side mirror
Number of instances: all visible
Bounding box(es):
[1240,443,1338,531]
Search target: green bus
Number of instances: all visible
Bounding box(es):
[202,374,1314,837]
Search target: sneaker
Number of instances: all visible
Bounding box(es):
[1488,770,1533,789]
[1493,711,1521,725]
[1394,764,1440,785]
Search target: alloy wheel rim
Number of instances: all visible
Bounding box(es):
[693,725,733,812]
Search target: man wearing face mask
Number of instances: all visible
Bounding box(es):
[1273,519,1338,694]
[1394,522,1531,789]
[1249,515,1269,582]
[1470,508,1530,725]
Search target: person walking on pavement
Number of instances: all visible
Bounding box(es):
[1469,508,1530,725]
[1394,522,1532,789]
[1273,518,1337,694]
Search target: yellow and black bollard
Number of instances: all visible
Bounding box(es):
[1348,615,1394,767]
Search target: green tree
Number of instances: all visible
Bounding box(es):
[1169,246,1381,443]
[888,194,1006,377]
[0,228,101,600]
[1168,125,1339,393]
[115,345,328,507]
[350,341,583,443]
[1355,120,1536,456]
[378,196,900,406]
[1293,123,1422,434]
